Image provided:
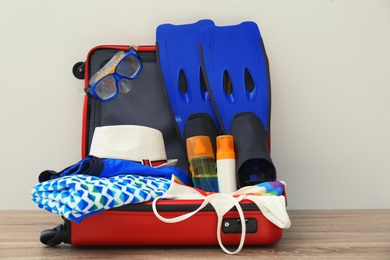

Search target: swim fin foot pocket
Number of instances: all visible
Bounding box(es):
[183,113,219,154]
[231,112,276,187]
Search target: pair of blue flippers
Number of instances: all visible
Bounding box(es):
[156,19,276,187]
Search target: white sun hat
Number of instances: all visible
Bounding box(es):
[89,125,178,167]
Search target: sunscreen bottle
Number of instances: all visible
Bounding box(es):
[186,136,218,192]
[216,135,237,193]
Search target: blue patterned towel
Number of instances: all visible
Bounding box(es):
[31,174,171,223]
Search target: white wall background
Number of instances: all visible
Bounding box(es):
[1,0,389,210]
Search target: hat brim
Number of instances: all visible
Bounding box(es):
[154,159,178,168]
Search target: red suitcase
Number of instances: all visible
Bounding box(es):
[40,44,289,254]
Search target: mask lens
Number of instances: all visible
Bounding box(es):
[94,75,117,100]
[118,78,132,94]
[116,55,141,78]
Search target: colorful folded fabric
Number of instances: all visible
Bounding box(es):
[234,181,286,196]
[31,174,171,223]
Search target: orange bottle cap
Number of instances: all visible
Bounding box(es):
[216,135,235,160]
[186,136,214,160]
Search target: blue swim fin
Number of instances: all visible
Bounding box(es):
[200,22,276,185]
[199,21,271,135]
[156,19,220,140]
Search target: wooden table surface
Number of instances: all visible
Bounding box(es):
[1,210,389,259]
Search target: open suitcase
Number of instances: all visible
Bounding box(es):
[38,21,290,254]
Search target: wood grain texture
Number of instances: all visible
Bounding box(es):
[0,210,389,259]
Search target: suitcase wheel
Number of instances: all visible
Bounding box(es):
[40,225,64,246]
[72,61,85,80]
